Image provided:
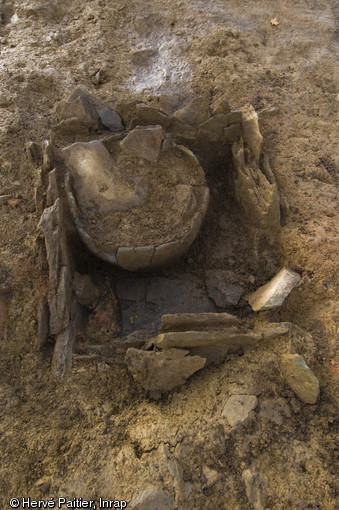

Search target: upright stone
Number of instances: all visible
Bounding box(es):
[281,354,320,404]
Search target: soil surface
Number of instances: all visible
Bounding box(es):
[0,1,338,509]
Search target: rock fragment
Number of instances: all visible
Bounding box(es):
[172,97,211,128]
[222,395,258,427]
[130,104,171,129]
[281,354,320,404]
[242,469,266,510]
[159,312,239,332]
[247,267,301,311]
[97,108,124,131]
[241,104,263,164]
[125,347,206,393]
[72,273,98,307]
[205,270,244,307]
[120,124,164,162]
[130,486,174,510]
[197,114,228,143]
[55,95,99,125]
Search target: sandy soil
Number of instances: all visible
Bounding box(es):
[0,0,338,508]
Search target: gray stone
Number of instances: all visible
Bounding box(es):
[154,329,262,350]
[46,169,58,207]
[172,97,211,128]
[202,465,222,489]
[205,270,244,307]
[259,399,291,426]
[222,395,258,426]
[168,117,197,143]
[281,354,320,404]
[120,125,164,162]
[125,347,206,393]
[160,312,239,332]
[55,95,98,124]
[130,104,171,129]
[159,444,186,502]
[247,267,301,311]
[130,486,174,510]
[97,108,124,131]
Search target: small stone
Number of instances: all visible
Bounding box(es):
[26,141,43,164]
[120,125,164,162]
[242,469,265,510]
[202,465,222,489]
[130,486,174,510]
[259,399,291,425]
[172,97,211,128]
[247,267,301,311]
[72,273,98,307]
[55,95,98,124]
[281,354,320,404]
[205,270,243,307]
[97,108,124,131]
[222,395,258,427]
[125,348,206,393]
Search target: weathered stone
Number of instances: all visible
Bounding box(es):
[202,465,222,489]
[168,117,197,143]
[225,110,242,126]
[233,139,280,240]
[205,270,244,307]
[46,169,58,207]
[172,97,211,128]
[222,395,258,426]
[154,329,263,350]
[198,114,228,142]
[72,273,98,307]
[125,347,206,393]
[55,95,98,124]
[242,469,266,510]
[26,141,43,164]
[120,125,164,162]
[159,312,239,332]
[37,298,49,348]
[281,354,320,404]
[130,104,171,129]
[130,486,174,510]
[159,444,186,502]
[213,98,231,115]
[97,108,124,131]
[247,267,301,311]
[241,104,263,164]
[224,123,242,142]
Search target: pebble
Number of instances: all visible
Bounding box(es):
[281,353,320,404]
[222,394,258,427]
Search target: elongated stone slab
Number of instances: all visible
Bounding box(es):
[154,329,263,350]
[159,312,240,332]
[247,268,301,311]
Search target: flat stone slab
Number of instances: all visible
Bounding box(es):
[120,125,164,162]
[159,312,240,332]
[247,267,301,311]
[173,96,211,128]
[281,353,320,404]
[125,347,206,393]
[222,394,258,426]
